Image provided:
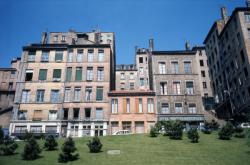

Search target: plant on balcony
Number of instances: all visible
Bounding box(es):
[58,137,79,163]
[0,136,18,155]
[22,137,41,160]
[234,126,245,138]
[202,122,212,134]
[187,128,200,143]
[149,126,158,137]
[44,135,58,151]
[169,120,183,140]
[218,122,234,140]
[0,126,3,144]
[87,136,103,153]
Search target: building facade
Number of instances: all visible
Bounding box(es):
[204,7,250,119]
[9,30,116,137]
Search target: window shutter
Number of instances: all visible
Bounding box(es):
[123,98,127,113]
[135,98,139,113]
[39,69,47,80]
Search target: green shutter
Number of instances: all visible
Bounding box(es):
[39,69,47,80]
[66,67,72,81]
[55,52,63,61]
[53,69,61,78]
[75,68,82,81]
[96,88,103,101]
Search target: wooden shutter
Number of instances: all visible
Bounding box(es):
[135,98,139,113]
[123,98,127,113]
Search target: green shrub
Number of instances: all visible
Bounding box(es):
[58,137,79,163]
[22,137,41,160]
[169,120,183,140]
[211,120,219,130]
[87,136,103,153]
[0,136,18,155]
[246,129,250,148]
[149,126,158,137]
[187,128,199,143]
[0,126,4,144]
[24,130,33,141]
[218,122,234,140]
[202,122,212,134]
[234,127,245,138]
[44,135,58,151]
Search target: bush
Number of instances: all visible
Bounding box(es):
[22,137,41,160]
[0,126,4,144]
[0,136,18,155]
[149,126,158,137]
[211,120,219,130]
[58,137,79,163]
[24,130,33,141]
[87,136,103,153]
[202,122,212,134]
[187,128,199,143]
[234,127,245,138]
[218,122,234,140]
[169,120,183,140]
[44,135,58,151]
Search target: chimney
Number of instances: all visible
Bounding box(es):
[149,39,154,51]
[220,7,228,24]
[185,41,190,51]
[41,32,47,44]
[246,0,250,7]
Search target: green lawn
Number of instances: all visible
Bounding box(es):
[0,132,249,165]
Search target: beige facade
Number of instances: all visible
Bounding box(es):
[204,7,250,119]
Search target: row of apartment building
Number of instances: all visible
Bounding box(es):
[1,5,250,137]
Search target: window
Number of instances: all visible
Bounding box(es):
[111,99,118,113]
[21,90,30,103]
[66,67,72,81]
[240,50,245,63]
[159,62,166,74]
[139,67,144,74]
[147,98,154,113]
[45,126,57,133]
[55,51,63,62]
[140,78,144,87]
[129,73,134,79]
[18,110,27,120]
[76,49,83,62]
[130,83,134,90]
[237,32,241,46]
[173,81,181,94]
[125,98,130,113]
[50,90,60,103]
[74,87,81,101]
[88,49,94,62]
[96,108,103,119]
[48,110,57,120]
[184,61,191,74]
[161,103,169,114]
[54,35,58,42]
[14,126,27,133]
[98,49,104,62]
[171,61,179,74]
[41,51,49,62]
[67,50,73,62]
[200,60,204,66]
[36,90,45,103]
[10,70,16,79]
[85,87,92,101]
[28,51,36,61]
[85,108,91,118]
[96,87,103,101]
[120,73,125,80]
[30,125,43,132]
[25,70,33,81]
[75,67,82,81]
[53,69,61,79]
[64,88,71,102]
[8,82,13,90]
[138,98,143,113]
[62,35,66,42]
[186,81,194,94]
[139,57,143,63]
[244,67,249,78]
[175,103,182,113]
[201,71,206,77]
[188,103,196,114]
[97,67,104,81]
[120,83,125,90]
[160,82,167,95]
[203,82,207,89]
[86,67,93,81]
[245,13,250,22]
[38,69,47,81]
[73,108,79,119]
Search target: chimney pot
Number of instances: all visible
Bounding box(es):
[149,39,154,51]
[185,42,190,51]
[220,7,228,23]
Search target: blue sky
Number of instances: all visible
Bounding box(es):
[0,0,244,67]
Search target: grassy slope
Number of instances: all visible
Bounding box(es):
[0,132,249,165]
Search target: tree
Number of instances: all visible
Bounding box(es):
[149,126,158,137]
[202,122,212,134]
[87,136,103,153]
[58,137,79,163]
[234,126,245,138]
[44,135,58,151]
[187,128,200,143]
[0,136,18,155]
[169,120,183,140]
[0,126,4,144]
[218,122,234,140]
[22,137,41,160]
